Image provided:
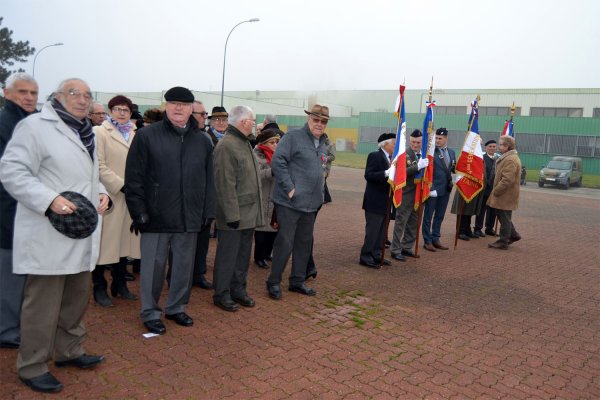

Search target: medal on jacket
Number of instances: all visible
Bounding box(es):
[321,154,327,169]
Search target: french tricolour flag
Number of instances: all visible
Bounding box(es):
[455,98,485,203]
[388,85,407,207]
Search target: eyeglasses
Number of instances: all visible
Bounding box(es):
[112,107,131,114]
[310,116,328,125]
[244,118,256,124]
[89,112,107,116]
[64,89,93,102]
[212,117,228,123]
[192,112,209,116]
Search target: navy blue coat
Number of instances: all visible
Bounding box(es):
[431,147,456,197]
[362,149,393,216]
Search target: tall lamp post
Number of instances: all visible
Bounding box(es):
[32,43,64,78]
[220,18,259,107]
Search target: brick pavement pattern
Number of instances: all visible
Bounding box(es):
[1,166,599,399]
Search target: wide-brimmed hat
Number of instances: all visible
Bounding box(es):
[304,104,330,120]
[208,106,228,119]
[46,191,98,239]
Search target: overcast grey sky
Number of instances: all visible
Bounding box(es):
[3,0,599,98]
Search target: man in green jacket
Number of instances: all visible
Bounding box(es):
[212,105,263,311]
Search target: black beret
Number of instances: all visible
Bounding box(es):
[436,127,448,136]
[410,129,422,138]
[484,139,497,146]
[164,86,194,103]
[377,132,396,143]
[46,191,98,239]
[262,122,280,131]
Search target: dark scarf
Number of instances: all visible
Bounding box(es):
[51,98,95,160]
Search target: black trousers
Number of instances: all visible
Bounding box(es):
[474,194,496,232]
[92,257,128,290]
[360,211,386,264]
[254,231,277,261]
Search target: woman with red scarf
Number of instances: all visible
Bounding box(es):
[253,126,282,269]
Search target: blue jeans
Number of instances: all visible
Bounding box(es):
[422,193,451,244]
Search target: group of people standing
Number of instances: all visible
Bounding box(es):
[0,72,336,393]
[360,127,522,267]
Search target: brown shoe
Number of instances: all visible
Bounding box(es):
[432,241,449,250]
[488,240,509,250]
[423,243,436,252]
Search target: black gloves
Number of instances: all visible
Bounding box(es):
[227,220,240,229]
[201,218,214,231]
[130,213,149,236]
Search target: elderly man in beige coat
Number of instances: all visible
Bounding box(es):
[0,78,109,393]
[487,135,522,250]
[212,105,263,312]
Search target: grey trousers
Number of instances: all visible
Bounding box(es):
[17,272,90,379]
[140,232,197,322]
[495,209,518,243]
[0,248,26,346]
[212,228,254,302]
[360,211,386,264]
[267,206,316,286]
[390,193,418,256]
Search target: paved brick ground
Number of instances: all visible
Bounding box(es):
[2,166,599,399]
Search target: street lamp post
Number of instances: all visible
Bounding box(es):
[220,18,259,107]
[32,43,64,78]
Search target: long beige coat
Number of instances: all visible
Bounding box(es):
[95,120,140,264]
[487,149,521,211]
[254,147,276,233]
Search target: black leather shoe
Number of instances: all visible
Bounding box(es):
[508,233,522,244]
[306,269,318,280]
[144,319,166,335]
[473,230,485,237]
[254,259,269,269]
[459,233,470,241]
[195,275,213,289]
[55,354,105,369]
[484,229,497,236]
[391,253,406,262]
[401,249,418,258]
[165,312,193,326]
[466,232,479,239]
[267,284,282,300]
[359,260,381,269]
[214,299,239,312]
[93,288,114,307]
[20,372,63,393]
[232,295,256,307]
[381,259,392,266]
[288,283,316,296]
[125,271,135,281]
[488,240,509,250]
[0,341,19,349]
[111,285,138,300]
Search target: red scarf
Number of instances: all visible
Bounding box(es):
[257,144,274,164]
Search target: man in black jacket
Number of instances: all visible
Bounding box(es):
[0,73,38,349]
[125,87,215,335]
[359,132,396,269]
[474,140,497,236]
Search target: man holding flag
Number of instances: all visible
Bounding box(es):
[390,129,428,260]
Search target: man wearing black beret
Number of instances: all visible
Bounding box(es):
[474,139,498,236]
[359,132,396,268]
[125,86,216,335]
[422,127,456,252]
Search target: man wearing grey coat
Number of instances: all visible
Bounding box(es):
[212,106,263,312]
[266,104,330,300]
[0,78,109,393]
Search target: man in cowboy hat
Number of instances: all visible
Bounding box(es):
[266,104,330,300]
[206,106,228,143]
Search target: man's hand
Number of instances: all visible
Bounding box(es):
[430,190,438,198]
[417,158,429,170]
[227,220,240,229]
[49,195,77,215]
[130,213,149,236]
[288,188,295,199]
[97,194,110,215]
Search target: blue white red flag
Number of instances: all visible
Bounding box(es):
[414,100,436,209]
[501,118,514,137]
[455,97,485,202]
[388,85,407,207]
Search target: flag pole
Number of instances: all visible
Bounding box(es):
[414,77,434,258]
[380,85,404,266]
[454,95,480,250]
